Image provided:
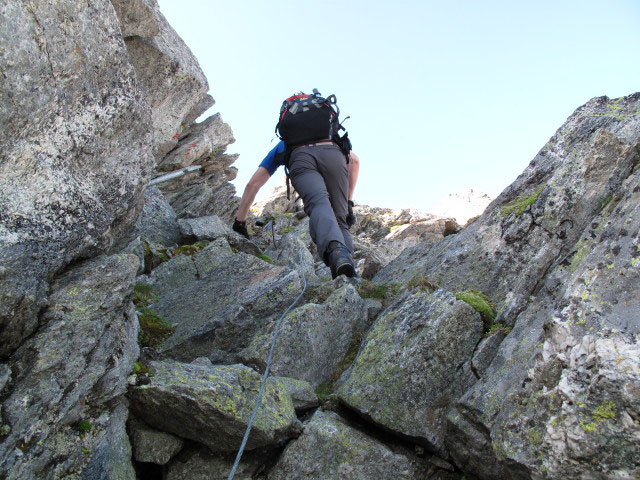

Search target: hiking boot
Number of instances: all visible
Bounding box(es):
[326,241,356,279]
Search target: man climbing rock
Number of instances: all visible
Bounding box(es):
[233,90,359,279]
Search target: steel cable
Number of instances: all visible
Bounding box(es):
[226,266,307,480]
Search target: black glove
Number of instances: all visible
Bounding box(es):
[232,219,250,239]
[346,200,356,228]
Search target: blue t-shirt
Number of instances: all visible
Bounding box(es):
[259,141,286,176]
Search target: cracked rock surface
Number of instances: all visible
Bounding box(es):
[1,1,639,478]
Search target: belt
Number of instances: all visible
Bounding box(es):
[291,140,335,153]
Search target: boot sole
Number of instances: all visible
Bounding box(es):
[335,261,356,278]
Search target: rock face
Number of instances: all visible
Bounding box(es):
[112,0,208,158]
[0,0,153,359]
[240,285,368,387]
[165,445,273,480]
[156,114,240,223]
[79,400,136,480]
[0,1,242,478]
[129,418,184,465]
[338,289,483,456]
[133,186,183,246]
[252,184,302,219]
[149,243,302,363]
[445,101,640,478]
[1,254,140,478]
[113,0,240,223]
[2,1,639,478]
[273,377,319,413]
[374,96,639,329]
[377,94,640,479]
[269,410,424,480]
[128,361,301,452]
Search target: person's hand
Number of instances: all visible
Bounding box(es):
[346,200,356,228]
[232,219,250,239]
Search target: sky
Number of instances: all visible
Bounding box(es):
[157,0,640,211]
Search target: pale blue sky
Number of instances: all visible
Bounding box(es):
[157,0,640,211]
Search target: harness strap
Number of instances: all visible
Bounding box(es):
[285,167,291,201]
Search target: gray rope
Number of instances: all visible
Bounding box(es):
[226,268,307,480]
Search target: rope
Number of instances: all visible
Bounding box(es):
[226,268,307,480]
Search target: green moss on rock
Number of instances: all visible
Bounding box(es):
[174,240,209,256]
[132,362,150,375]
[500,185,545,217]
[137,307,175,349]
[315,382,334,402]
[318,331,367,394]
[569,241,591,272]
[407,274,439,293]
[357,281,403,302]
[455,290,495,330]
[141,237,171,272]
[597,193,614,213]
[133,283,158,308]
[73,420,92,433]
[528,428,543,446]
[256,253,274,263]
[487,323,512,337]
[357,281,387,300]
[580,420,597,432]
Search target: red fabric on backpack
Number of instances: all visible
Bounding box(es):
[276,94,337,147]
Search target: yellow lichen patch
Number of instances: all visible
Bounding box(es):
[580,420,597,433]
[579,401,617,434]
[593,401,616,422]
[528,429,543,446]
[593,98,638,120]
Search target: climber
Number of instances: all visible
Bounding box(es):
[233,93,360,280]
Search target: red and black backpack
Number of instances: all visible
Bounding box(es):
[275,90,341,147]
[275,89,353,198]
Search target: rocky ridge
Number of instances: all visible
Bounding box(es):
[0,2,638,479]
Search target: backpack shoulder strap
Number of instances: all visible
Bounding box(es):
[275,144,294,200]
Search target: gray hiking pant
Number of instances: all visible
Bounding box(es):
[289,143,353,261]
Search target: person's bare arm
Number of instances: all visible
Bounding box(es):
[348,152,360,201]
[235,166,271,222]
